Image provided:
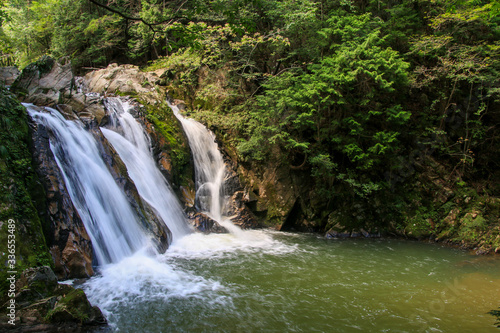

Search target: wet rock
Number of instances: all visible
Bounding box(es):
[30,120,94,279]
[325,228,379,239]
[360,229,370,238]
[325,229,339,239]
[17,266,58,293]
[46,289,105,325]
[225,190,259,229]
[76,95,106,124]
[54,104,78,120]
[209,155,259,229]
[61,233,94,278]
[190,212,228,234]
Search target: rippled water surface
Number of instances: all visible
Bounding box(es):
[83,230,500,332]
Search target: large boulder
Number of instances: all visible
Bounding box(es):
[11,56,107,124]
[84,63,167,105]
[0,66,20,86]
[11,56,73,106]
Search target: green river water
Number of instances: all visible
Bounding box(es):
[83,230,500,332]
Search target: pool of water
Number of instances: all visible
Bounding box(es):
[83,230,500,332]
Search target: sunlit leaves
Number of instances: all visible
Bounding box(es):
[1,0,59,67]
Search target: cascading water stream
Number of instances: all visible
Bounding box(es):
[100,98,191,241]
[27,104,149,265]
[170,103,241,233]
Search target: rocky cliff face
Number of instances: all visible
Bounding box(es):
[237,160,316,231]
[30,120,94,279]
[213,134,315,231]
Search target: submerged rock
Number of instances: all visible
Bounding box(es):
[325,227,380,239]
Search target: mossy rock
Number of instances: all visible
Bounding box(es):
[46,289,92,324]
[17,266,58,297]
[137,99,193,190]
[10,55,56,96]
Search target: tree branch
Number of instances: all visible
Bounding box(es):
[87,0,188,32]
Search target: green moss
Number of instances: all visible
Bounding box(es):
[142,57,171,72]
[457,214,486,241]
[45,288,90,323]
[412,187,499,250]
[0,87,52,298]
[115,89,138,99]
[138,100,193,189]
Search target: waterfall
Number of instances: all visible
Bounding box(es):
[27,104,148,265]
[100,98,191,241]
[170,103,240,233]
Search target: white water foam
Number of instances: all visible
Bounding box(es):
[82,229,298,325]
[82,252,228,329]
[166,229,299,260]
